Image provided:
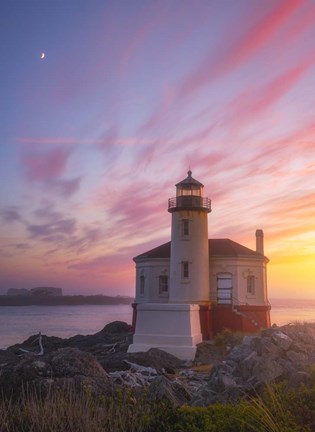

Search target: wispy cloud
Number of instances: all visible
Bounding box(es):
[22,147,72,181]
[46,177,81,198]
[227,56,315,127]
[0,207,23,223]
[27,218,77,239]
[177,0,305,99]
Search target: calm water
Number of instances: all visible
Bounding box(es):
[0,304,133,349]
[270,298,315,327]
[0,300,314,349]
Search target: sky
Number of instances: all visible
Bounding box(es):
[0,0,314,299]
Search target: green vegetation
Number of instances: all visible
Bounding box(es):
[213,328,245,348]
[1,380,315,432]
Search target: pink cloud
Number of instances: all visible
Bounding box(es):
[224,0,305,70]
[140,0,306,136]
[178,0,305,99]
[1,207,23,223]
[227,55,315,126]
[16,137,78,145]
[46,177,81,197]
[27,218,77,239]
[22,147,71,181]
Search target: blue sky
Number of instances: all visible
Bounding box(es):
[1,0,315,298]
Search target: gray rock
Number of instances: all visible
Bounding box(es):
[240,351,258,380]
[0,349,17,365]
[228,344,251,362]
[194,342,224,365]
[261,337,284,358]
[100,347,182,373]
[252,355,285,384]
[271,331,292,351]
[242,335,256,346]
[287,371,310,388]
[286,350,307,365]
[4,321,315,408]
[100,321,132,334]
[0,347,112,401]
[147,375,191,407]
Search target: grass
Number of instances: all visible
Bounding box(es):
[0,386,173,432]
[1,379,315,431]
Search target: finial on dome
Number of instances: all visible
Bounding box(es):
[187,169,192,177]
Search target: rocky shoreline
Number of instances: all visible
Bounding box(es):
[1,321,315,406]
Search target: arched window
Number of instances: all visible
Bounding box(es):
[247,275,255,295]
[217,273,232,304]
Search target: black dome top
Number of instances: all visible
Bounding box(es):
[175,170,204,188]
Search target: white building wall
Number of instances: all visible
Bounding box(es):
[135,259,170,303]
[209,257,268,306]
[136,254,268,306]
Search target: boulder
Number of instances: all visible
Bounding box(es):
[271,331,292,351]
[0,349,17,365]
[4,321,315,408]
[285,349,307,365]
[7,322,133,358]
[147,375,191,407]
[100,348,182,373]
[7,334,65,355]
[194,342,224,366]
[260,337,284,358]
[251,355,285,384]
[99,321,132,334]
[0,347,112,401]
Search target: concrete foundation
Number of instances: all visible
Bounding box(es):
[127,303,202,360]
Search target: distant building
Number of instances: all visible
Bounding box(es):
[7,288,30,296]
[30,287,63,297]
[128,171,270,360]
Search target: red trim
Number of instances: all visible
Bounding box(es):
[211,304,271,336]
[132,302,271,339]
[199,304,214,340]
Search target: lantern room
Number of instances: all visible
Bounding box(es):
[168,170,211,213]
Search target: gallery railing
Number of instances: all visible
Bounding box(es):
[168,196,211,212]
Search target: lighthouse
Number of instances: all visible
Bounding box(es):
[128,171,271,360]
[168,170,211,303]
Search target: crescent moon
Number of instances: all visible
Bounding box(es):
[41,52,45,59]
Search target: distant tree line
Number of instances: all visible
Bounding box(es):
[0,295,133,306]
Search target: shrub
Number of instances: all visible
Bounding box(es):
[214,328,245,349]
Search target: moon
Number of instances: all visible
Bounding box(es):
[41,52,45,59]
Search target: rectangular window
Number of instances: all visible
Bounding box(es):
[247,275,255,295]
[159,276,168,295]
[182,261,189,279]
[182,219,189,236]
[140,276,145,296]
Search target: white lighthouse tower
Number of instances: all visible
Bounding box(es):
[168,170,211,303]
[128,171,208,360]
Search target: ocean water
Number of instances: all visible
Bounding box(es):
[0,304,133,349]
[0,299,314,350]
[270,298,315,327]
